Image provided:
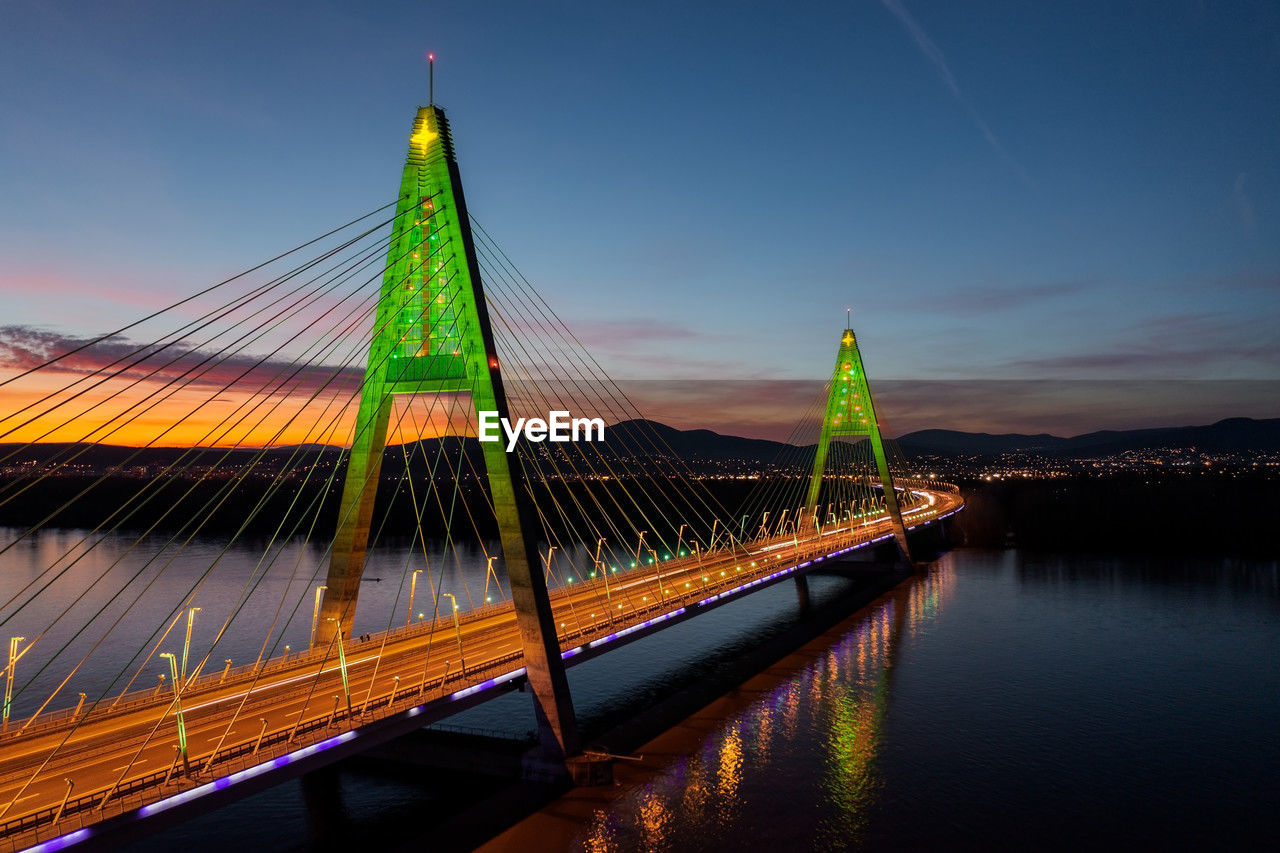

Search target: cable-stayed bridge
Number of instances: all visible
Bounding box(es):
[0,101,962,851]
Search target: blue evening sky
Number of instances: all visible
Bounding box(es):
[1,1,1277,431]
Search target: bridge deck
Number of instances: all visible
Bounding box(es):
[0,489,961,851]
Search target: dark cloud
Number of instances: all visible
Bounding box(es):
[0,325,364,399]
[1010,349,1266,372]
[928,280,1092,313]
[1009,313,1280,376]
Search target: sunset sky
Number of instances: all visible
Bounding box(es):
[1,1,1278,441]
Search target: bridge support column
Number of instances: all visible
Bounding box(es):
[805,326,911,563]
[314,105,580,765]
[794,574,811,611]
[301,765,345,843]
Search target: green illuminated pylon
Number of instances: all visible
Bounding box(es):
[806,327,910,560]
[314,105,579,759]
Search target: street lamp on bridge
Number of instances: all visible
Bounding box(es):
[594,537,612,616]
[440,593,466,677]
[158,653,190,776]
[650,548,665,595]
[483,556,500,603]
[3,636,26,731]
[407,570,423,627]
[180,607,200,687]
[775,509,791,537]
[323,618,353,721]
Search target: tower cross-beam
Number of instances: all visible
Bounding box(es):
[314,105,579,761]
[806,327,911,561]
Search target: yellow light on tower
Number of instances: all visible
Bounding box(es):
[410,123,439,150]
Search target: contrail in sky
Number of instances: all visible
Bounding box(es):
[879,0,1034,187]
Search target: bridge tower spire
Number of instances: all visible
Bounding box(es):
[805,326,911,561]
[314,105,580,761]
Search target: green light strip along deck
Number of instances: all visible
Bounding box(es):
[805,328,911,560]
[315,105,579,759]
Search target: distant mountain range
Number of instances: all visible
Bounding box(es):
[606,417,1280,461]
[602,417,1280,460]
[895,417,1280,456]
[2,417,1277,473]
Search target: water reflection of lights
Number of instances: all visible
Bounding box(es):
[715,722,744,807]
[579,563,955,850]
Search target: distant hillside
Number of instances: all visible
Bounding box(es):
[0,442,347,469]
[897,417,1280,457]
[2,417,1277,473]
[601,419,791,462]
[616,416,1280,461]
[894,431,1067,455]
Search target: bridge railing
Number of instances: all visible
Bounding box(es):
[2,490,960,744]
[5,519,895,790]
[4,522,873,769]
[0,644,532,852]
[898,477,960,494]
[0,595,524,743]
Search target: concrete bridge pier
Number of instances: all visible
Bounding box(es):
[301,764,346,845]
[794,575,812,611]
[904,517,953,564]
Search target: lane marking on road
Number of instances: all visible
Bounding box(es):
[111,759,148,773]
[183,653,387,714]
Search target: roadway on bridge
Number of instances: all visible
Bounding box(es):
[0,489,960,846]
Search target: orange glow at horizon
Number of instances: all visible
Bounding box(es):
[0,370,473,449]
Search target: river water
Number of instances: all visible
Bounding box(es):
[6,541,1278,849]
[538,550,1280,850]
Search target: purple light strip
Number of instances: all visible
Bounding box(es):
[46,658,550,842]
[448,666,526,701]
[24,828,92,853]
[133,730,359,819]
[585,607,689,650]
